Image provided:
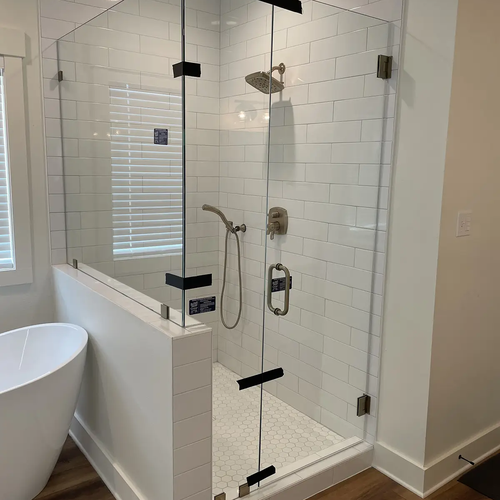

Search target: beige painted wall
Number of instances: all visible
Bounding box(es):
[425,0,500,465]
[0,0,54,333]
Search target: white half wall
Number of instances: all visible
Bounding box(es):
[53,264,213,500]
[53,265,174,500]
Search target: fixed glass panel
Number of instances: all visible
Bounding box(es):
[182,0,221,330]
[260,0,398,484]
[55,0,185,321]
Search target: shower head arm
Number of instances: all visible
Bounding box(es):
[202,204,235,233]
[268,63,286,76]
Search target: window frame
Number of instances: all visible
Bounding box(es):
[0,27,33,287]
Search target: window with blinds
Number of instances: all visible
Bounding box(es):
[110,87,183,259]
[0,69,14,270]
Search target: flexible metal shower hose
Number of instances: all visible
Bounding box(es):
[220,228,243,330]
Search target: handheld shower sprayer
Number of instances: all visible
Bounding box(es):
[202,205,246,330]
[202,204,235,233]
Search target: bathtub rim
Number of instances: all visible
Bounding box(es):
[0,322,88,397]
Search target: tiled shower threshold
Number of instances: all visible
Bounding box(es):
[218,441,373,500]
[213,363,372,499]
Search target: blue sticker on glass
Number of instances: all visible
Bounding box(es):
[154,128,168,145]
[189,296,216,315]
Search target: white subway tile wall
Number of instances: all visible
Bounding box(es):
[41,0,402,477]
[172,331,213,500]
[217,0,401,447]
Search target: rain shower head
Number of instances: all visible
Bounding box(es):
[245,63,286,94]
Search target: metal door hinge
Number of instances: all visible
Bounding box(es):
[357,394,371,417]
[214,493,226,500]
[377,55,393,80]
[58,70,64,82]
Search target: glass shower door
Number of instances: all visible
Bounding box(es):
[258,0,398,486]
[182,0,276,497]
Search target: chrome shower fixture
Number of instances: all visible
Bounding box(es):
[245,63,286,94]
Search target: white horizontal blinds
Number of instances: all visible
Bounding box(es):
[0,69,14,270]
[110,87,183,259]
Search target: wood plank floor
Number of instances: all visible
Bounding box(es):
[35,437,113,500]
[37,437,486,500]
[311,466,487,500]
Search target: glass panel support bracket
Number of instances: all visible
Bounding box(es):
[165,273,212,290]
[239,484,250,498]
[239,466,276,497]
[72,259,78,269]
[172,61,201,78]
[161,304,170,320]
[214,493,226,500]
[258,0,302,14]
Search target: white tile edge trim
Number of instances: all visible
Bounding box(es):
[70,414,146,500]
[53,264,211,339]
[374,420,500,498]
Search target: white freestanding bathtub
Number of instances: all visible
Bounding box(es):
[0,323,88,500]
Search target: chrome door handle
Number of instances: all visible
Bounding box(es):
[267,263,290,316]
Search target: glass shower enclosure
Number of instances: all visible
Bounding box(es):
[51,0,398,496]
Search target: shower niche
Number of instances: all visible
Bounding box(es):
[52,0,400,496]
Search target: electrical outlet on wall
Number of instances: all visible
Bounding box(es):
[457,211,472,237]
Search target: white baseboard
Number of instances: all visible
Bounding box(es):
[373,444,425,497]
[374,421,500,497]
[70,415,146,500]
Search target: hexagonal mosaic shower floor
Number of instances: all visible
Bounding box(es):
[213,363,345,496]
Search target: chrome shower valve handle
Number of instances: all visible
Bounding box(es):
[267,221,280,240]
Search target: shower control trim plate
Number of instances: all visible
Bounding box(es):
[267,207,288,240]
